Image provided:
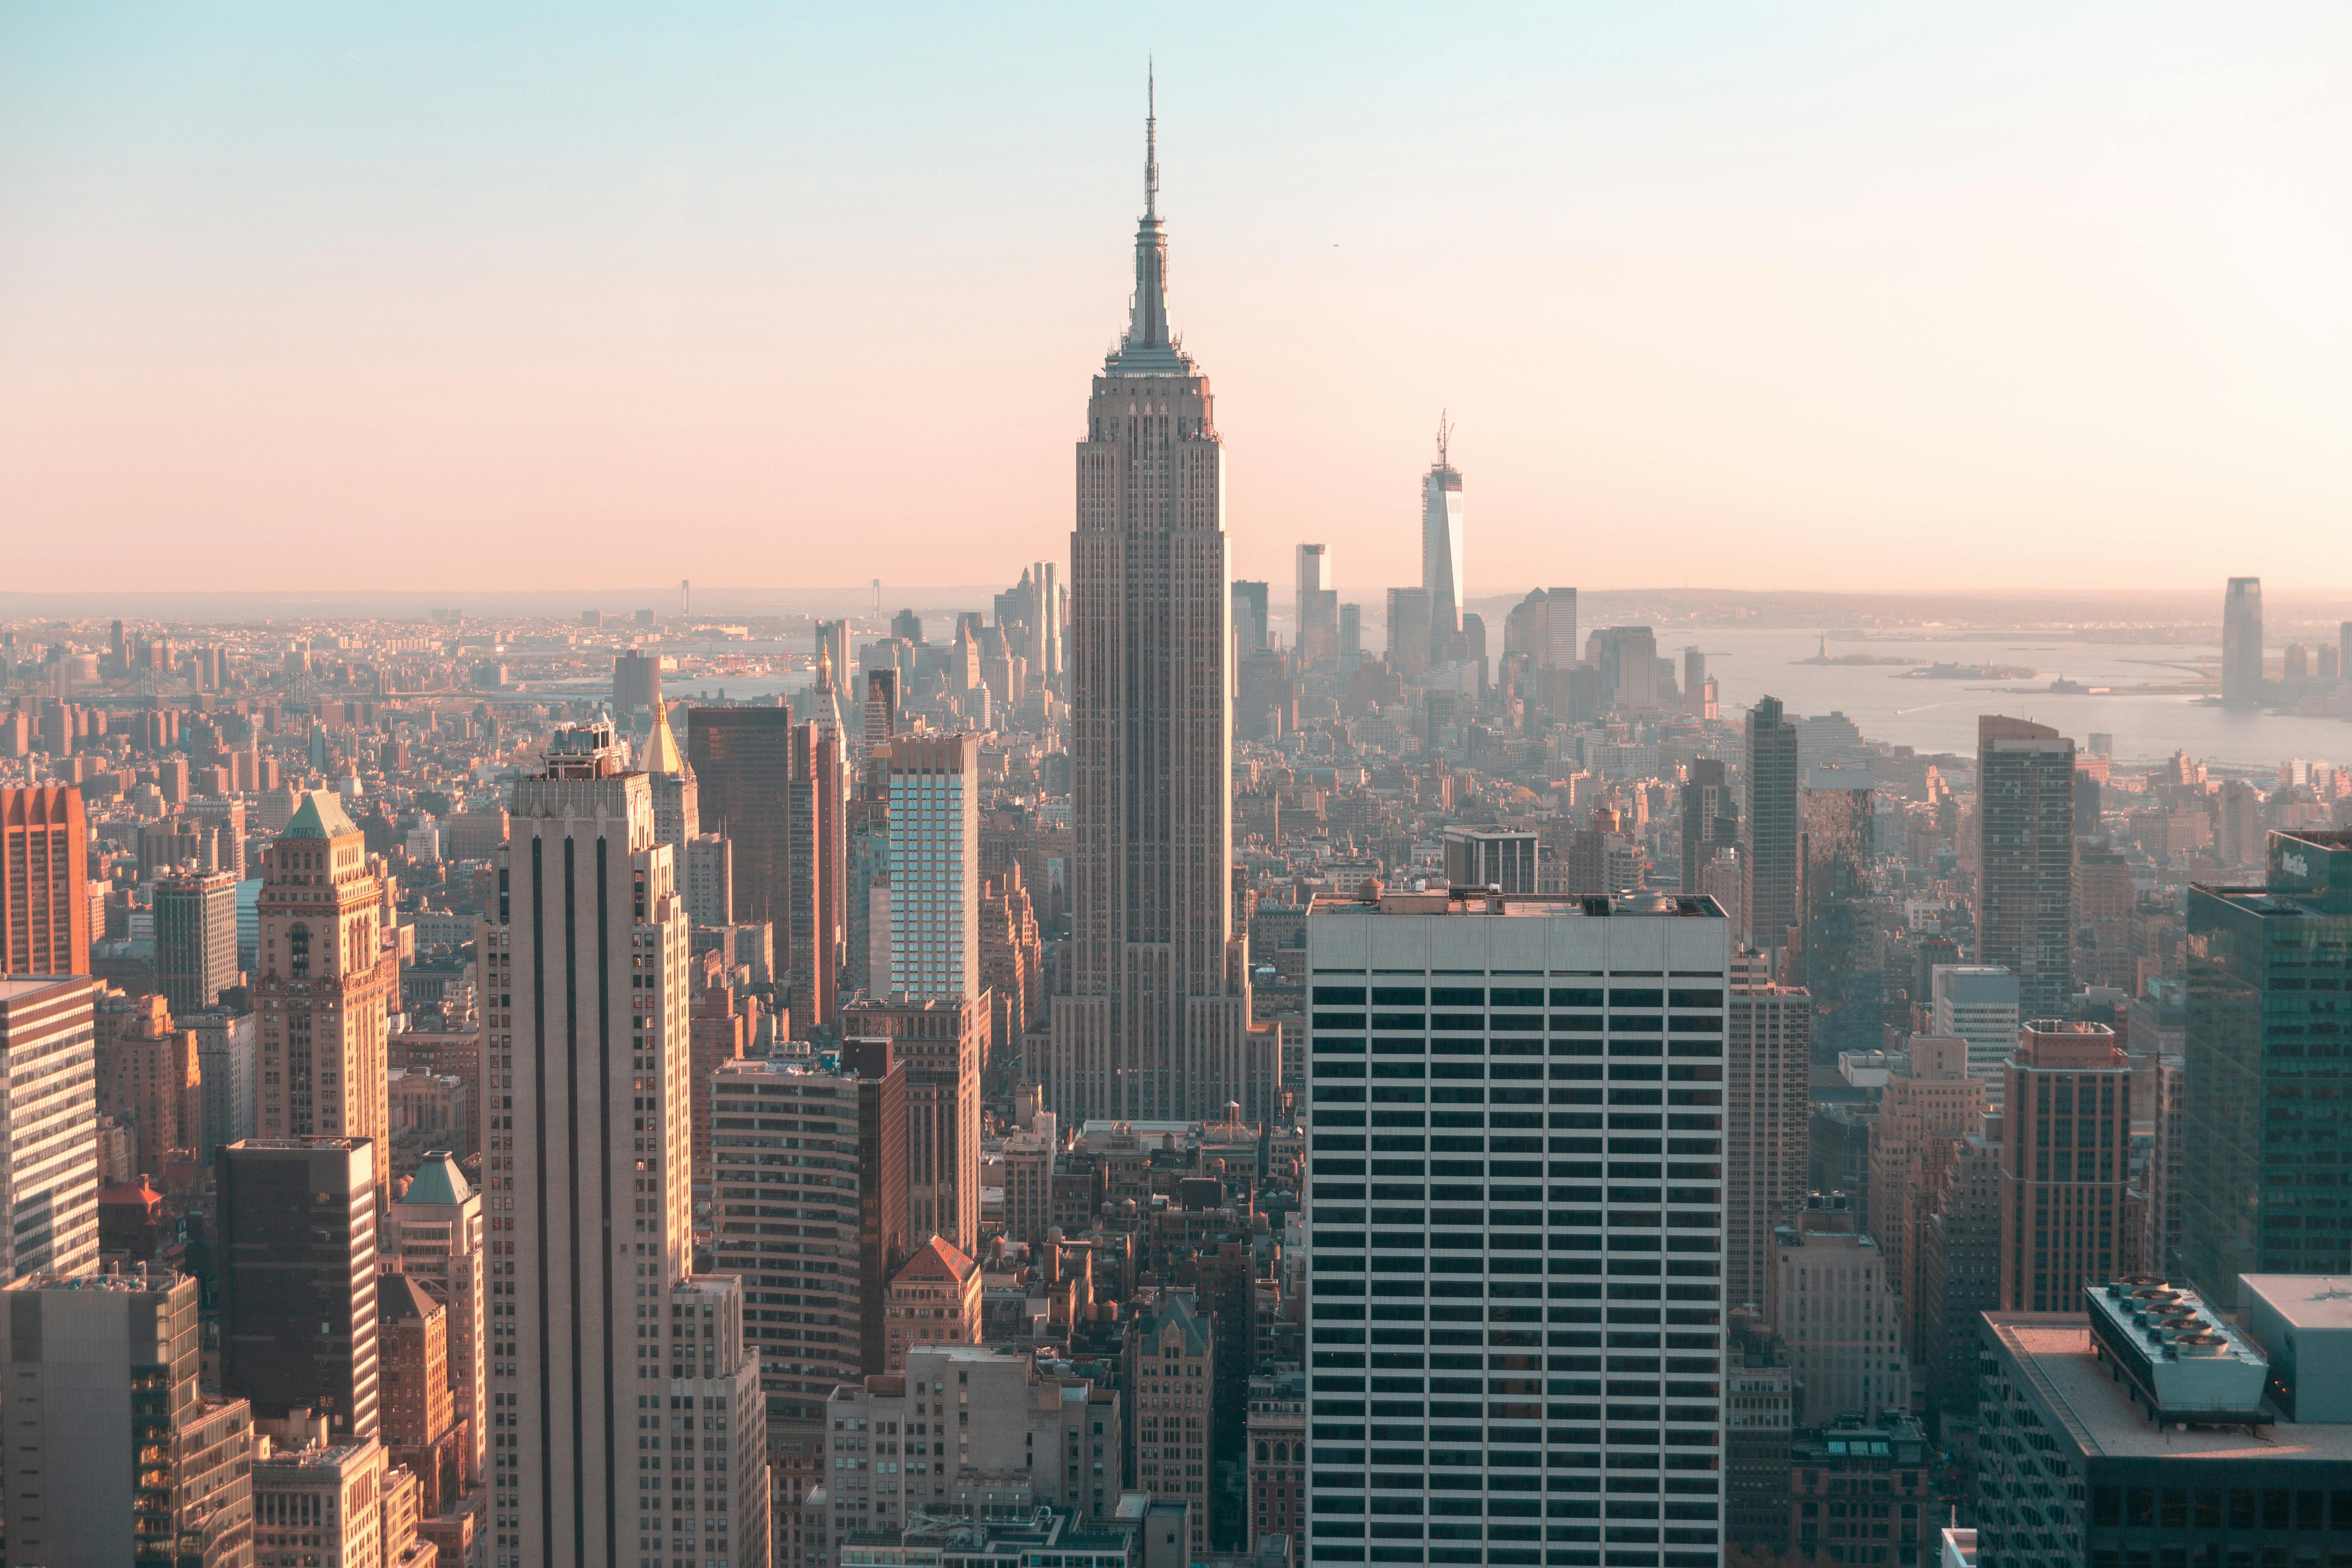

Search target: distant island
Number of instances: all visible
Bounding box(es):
[1795,652,1921,666]
[1901,660,2038,680]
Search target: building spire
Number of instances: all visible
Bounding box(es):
[1109,63,1183,373]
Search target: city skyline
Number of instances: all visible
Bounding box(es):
[13,15,2352,1568]
[6,7,2350,594]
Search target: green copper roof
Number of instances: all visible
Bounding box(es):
[281,789,359,841]
[403,1151,471,1207]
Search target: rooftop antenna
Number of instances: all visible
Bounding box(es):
[1436,409,1454,469]
[1145,59,1159,218]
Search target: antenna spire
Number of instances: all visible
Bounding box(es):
[1145,61,1160,218]
[1436,409,1453,468]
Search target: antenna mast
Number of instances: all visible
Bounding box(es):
[1145,59,1159,217]
[1436,409,1453,469]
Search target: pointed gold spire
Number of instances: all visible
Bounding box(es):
[643,698,686,775]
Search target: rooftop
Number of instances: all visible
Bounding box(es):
[0,974,91,1003]
[400,1151,472,1207]
[1988,1318,2352,1461]
[2240,1274,2352,1332]
[1310,889,1724,919]
[8,1267,183,1294]
[892,1236,978,1283]
[280,790,359,841]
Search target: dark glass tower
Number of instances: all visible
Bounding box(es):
[2182,829,2352,1308]
[1743,697,1800,953]
[1976,716,2076,1020]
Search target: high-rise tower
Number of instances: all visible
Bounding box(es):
[1744,697,1801,954]
[1,784,91,977]
[1050,79,1248,1123]
[255,792,395,1185]
[1976,715,2076,1020]
[485,722,766,1567]
[2222,576,2263,707]
[1421,412,1465,660]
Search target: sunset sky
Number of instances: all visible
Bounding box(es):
[3,3,2347,597]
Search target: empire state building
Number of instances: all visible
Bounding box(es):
[1049,85,1249,1122]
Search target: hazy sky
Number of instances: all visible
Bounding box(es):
[4,4,2348,597]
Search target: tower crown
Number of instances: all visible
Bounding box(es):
[1106,66,1188,377]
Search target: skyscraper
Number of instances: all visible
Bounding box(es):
[1744,697,1801,955]
[0,975,101,1285]
[386,1149,487,1486]
[2182,828,2352,1308]
[710,1047,908,1424]
[217,1135,381,1440]
[1384,586,1433,680]
[1997,1021,2131,1312]
[2,783,91,977]
[2222,575,2264,707]
[842,995,985,1256]
[0,1268,255,1568]
[1295,544,1334,666]
[1593,625,1661,711]
[689,706,791,913]
[254,792,395,1184]
[1726,968,1812,1314]
[640,699,698,851]
[814,619,851,687]
[864,668,899,745]
[1976,715,2076,1020]
[1931,963,2023,1106]
[155,868,241,1015]
[1231,580,1269,655]
[883,733,979,1000]
[1680,757,1738,896]
[1800,766,1880,1055]
[786,721,843,1029]
[1421,416,1464,660]
[612,650,662,717]
[1051,84,1248,1124]
[487,721,766,1566]
[1303,886,1730,1559]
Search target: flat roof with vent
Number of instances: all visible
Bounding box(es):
[2086,1278,2270,1427]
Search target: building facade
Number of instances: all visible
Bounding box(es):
[1767,1193,1911,1427]
[883,734,980,1001]
[1975,716,2076,1022]
[156,868,242,1015]
[1304,886,1731,1568]
[1930,964,2021,1107]
[842,995,982,1256]
[709,1049,908,1424]
[1744,698,1801,954]
[0,974,101,1284]
[821,1343,1122,1541]
[1,783,91,977]
[487,722,767,1568]
[1726,973,1811,1315]
[0,1268,255,1568]
[254,793,395,1183]
[2182,827,2352,1308]
[1997,1021,2131,1313]
[217,1136,381,1440]
[384,1149,487,1485]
